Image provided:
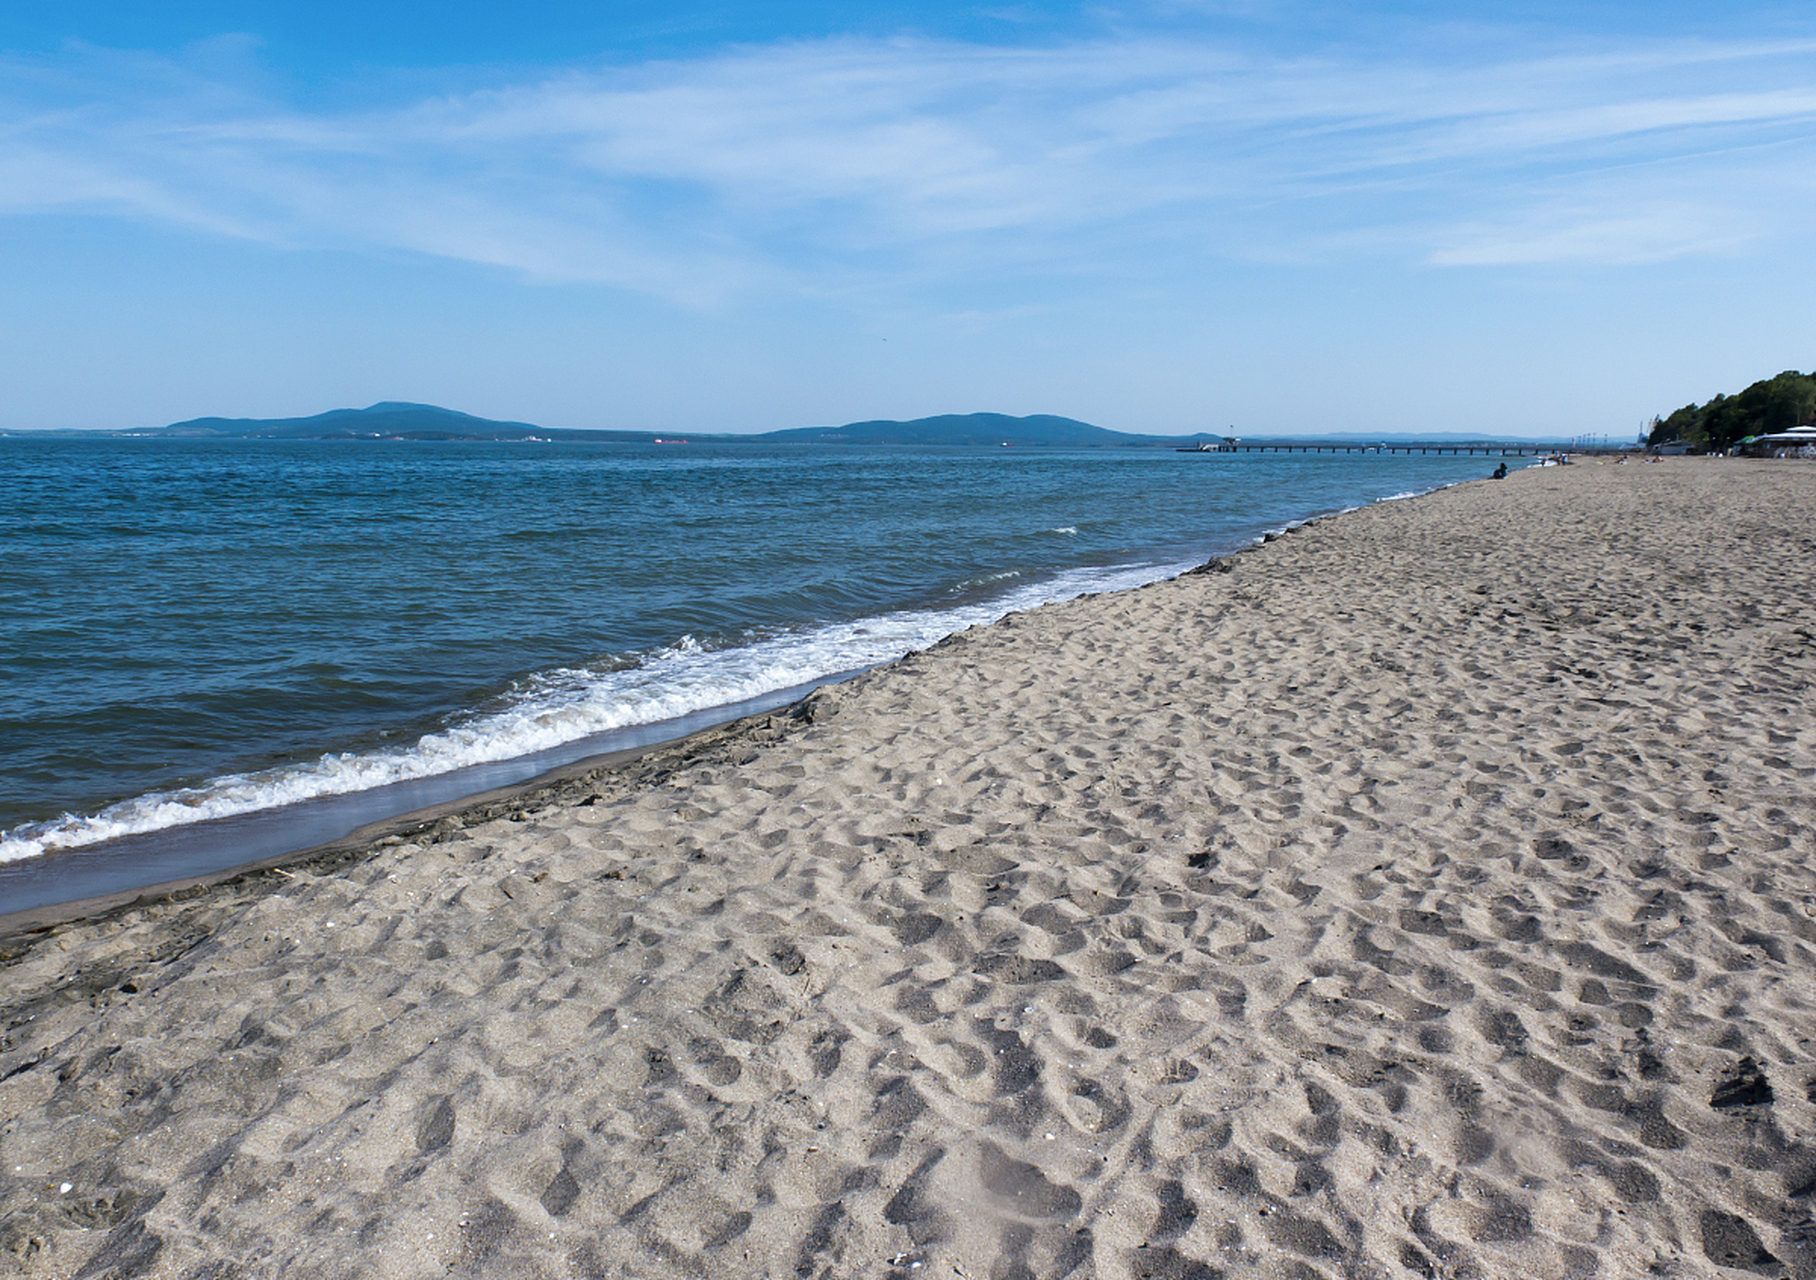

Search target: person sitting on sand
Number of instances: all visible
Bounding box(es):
[1492,462,1508,479]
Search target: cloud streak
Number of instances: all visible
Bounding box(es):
[2,27,1812,301]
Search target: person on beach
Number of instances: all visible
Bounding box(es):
[1492,462,1508,479]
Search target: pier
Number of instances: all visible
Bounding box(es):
[1177,441,1626,457]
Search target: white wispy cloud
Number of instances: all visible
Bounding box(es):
[1,27,1811,300]
[1429,204,1754,267]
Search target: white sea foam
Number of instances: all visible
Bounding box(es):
[0,557,1198,864]
[952,569,1023,591]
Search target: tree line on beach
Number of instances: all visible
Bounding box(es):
[1647,370,1816,452]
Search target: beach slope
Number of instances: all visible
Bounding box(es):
[4,461,1815,1279]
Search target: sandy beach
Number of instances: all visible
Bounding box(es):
[4,459,1814,1280]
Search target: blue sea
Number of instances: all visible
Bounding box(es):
[1,437,1505,913]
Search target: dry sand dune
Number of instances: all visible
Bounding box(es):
[4,459,1816,1280]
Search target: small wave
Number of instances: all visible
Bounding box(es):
[1046,526,1079,535]
[0,557,1197,864]
[951,569,1023,593]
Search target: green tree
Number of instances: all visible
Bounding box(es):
[1648,370,1816,450]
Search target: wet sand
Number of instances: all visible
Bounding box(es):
[4,459,1815,1279]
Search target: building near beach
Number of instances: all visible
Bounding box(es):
[1737,426,1816,458]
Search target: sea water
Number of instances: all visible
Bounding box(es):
[1,436,1504,912]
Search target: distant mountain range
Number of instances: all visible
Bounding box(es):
[0,401,1585,446]
[129,403,1219,448]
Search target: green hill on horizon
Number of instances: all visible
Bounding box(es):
[134,403,1217,447]
[153,402,596,442]
[760,412,1164,447]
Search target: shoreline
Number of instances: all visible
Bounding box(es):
[0,484,1353,943]
[5,459,1813,1280]
[0,724,715,948]
[0,672,864,927]
[0,448,1495,883]
[0,469,1423,923]
[0,532,1262,947]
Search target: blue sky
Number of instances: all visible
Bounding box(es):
[2,2,1812,436]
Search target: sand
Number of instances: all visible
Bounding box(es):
[3,458,1815,1280]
